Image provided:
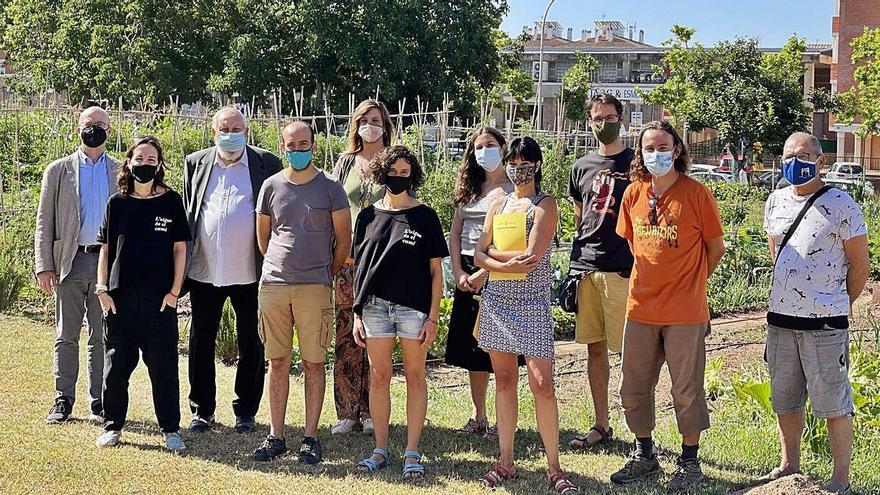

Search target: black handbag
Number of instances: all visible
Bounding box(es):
[559,271,583,313]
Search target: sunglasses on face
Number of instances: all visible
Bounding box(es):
[648,196,659,226]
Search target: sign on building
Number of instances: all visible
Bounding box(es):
[630,111,643,133]
[588,85,651,102]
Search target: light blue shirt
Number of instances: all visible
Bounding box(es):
[77,149,110,246]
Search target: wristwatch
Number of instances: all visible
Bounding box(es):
[95,284,109,296]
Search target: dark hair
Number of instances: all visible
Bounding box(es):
[504,136,543,190]
[453,127,507,207]
[369,145,425,190]
[631,121,691,182]
[588,93,623,117]
[117,135,170,195]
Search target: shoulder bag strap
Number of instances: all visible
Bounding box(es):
[774,185,833,266]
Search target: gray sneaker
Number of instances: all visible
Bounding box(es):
[822,480,851,495]
[667,457,704,492]
[610,451,662,485]
[164,431,186,451]
[96,430,121,448]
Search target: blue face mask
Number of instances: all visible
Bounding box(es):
[285,150,313,171]
[643,151,674,177]
[475,146,502,171]
[781,157,817,186]
[216,131,246,153]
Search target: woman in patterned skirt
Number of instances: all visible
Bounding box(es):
[474,137,577,494]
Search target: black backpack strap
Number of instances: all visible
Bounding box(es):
[775,185,833,265]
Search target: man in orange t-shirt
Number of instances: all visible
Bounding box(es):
[611,121,725,492]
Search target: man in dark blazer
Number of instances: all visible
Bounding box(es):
[182,106,282,433]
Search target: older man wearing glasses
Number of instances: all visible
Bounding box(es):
[35,104,120,424]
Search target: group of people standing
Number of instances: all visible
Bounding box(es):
[34,92,867,495]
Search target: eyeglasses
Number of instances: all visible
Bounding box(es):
[648,196,659,226]
[590,115,621,124]
[86,122,110,131]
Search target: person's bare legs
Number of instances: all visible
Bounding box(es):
[357,338,395,470]
[469,371,490,422]
[525,356,562,474]
[401,338,429,474]
[489,351,520,468]
[827,415,853,487]
[576,341,610,445]
[268,356,291,439]
[775,411,805,475]
[302,359,325,438]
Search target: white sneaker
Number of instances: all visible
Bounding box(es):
[361,417,374,434]
[96,430,121,447]
[331,418,359,435]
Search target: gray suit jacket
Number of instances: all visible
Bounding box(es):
[182,145,283,281]
[34,152,120,281]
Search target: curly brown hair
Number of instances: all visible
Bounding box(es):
[453,127,507,207]
[369,145,425,190]
[631,121,691,182]
[117,135,170,195]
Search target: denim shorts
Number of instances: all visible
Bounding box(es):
[765,324,853,418]
[361,296,427,340]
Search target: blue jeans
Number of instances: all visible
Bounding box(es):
[361,297,426,340]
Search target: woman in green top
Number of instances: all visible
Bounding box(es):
[330,98,394,436]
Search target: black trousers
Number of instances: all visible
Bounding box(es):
[102,288,180,433]
[187,279,264,419]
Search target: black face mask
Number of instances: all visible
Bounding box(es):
[81,125,108,148]
[385,176,411,195]
[131,164,158,184]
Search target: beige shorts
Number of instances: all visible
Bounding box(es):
[258,283,333,363]
[575,271,629,352]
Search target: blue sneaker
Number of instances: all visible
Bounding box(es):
[164,431,186,451]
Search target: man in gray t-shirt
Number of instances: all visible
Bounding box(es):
[252,121,351,464]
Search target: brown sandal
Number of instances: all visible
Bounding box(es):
[569,425,613,450]
[548,471,579,494]
[479,462,516,488]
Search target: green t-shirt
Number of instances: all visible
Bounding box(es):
[343,169,384,231]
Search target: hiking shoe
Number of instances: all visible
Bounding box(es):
[234,416,257,433]
[164,431,186,451]
[331,418,359,435]
[188,415,214,433]
[610,451,661,485]
[46,398,72,424]
[252,435,287,461]
[96,430,121,448]
[298,436,323,464]
[361,417,374,434]
[667,457,704,492]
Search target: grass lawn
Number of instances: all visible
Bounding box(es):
[0,314,877,495]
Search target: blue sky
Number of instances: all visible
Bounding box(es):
[501,0,834,47]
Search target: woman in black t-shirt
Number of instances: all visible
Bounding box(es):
[94,136,190,451]
[351,146,448,478]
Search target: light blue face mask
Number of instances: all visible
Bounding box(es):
[475,146,502,171]
[643,151,674,177]
[285,150,313,171]
[216,131,246,153]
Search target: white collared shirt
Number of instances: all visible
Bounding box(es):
[188,150,258,286]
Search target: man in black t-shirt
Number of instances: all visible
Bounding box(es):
[568,93,634,449]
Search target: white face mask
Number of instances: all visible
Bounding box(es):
[475,146,502,172]
[643,151,674,177]
[358,123,384,143]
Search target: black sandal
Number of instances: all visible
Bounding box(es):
[569,425,613,450]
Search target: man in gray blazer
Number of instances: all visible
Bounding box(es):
[35,105,120,424]
[183,107,282,433]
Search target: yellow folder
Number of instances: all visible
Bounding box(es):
[489,211,527,281]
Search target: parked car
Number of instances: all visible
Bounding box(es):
[689,171,732,184]
[826,161,864,180]
[753,170,784,191]
[825,177,875,196]
[691,163,719,173]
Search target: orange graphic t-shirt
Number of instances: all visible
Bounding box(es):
[615,175,724,325]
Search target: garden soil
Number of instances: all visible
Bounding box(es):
[730,474,828,495]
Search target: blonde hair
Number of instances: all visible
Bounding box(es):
[344,99,394,155]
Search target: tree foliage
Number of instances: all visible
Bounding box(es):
[644,27,811,161]
[561,51,599,122]
[839,27,880,136]
[482,30,533,112]
[2,0,506,115]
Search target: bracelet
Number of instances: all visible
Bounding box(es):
[168,292,179,298]
[426,317,438,324]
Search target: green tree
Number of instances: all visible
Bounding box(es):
[482,30,533,112]
[644,27,811,174]
[561,51,599,122]
[839,27,880,137]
